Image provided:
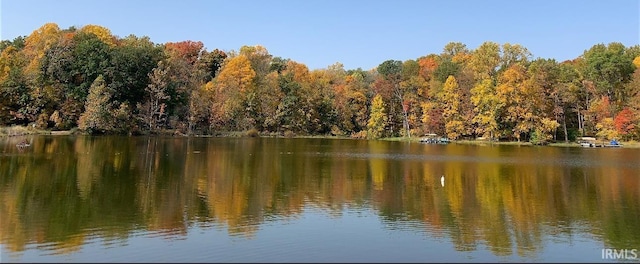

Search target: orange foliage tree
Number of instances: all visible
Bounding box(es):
[614,108,637,140]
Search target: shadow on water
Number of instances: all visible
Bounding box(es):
[1,136,639,261]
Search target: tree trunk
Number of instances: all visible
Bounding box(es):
[576,102,583,136]
[402,108,410,138]
[562,112,568,143]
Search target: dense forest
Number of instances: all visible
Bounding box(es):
[2,23,640,142]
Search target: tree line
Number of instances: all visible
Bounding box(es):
[2,23,640,142]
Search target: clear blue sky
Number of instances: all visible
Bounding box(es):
[2,0,638,70]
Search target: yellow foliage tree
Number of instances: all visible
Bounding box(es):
[80,24,116,47]
[532,117,560,143]
[633,56,640,69]
[596,117,619,140]
[471,78,501,139]
[496,64,531,140]
[214,55,256,129]
[440,75,465,139]
[367,94,388,139]
[23,22,61,76]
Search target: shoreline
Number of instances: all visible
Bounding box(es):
[2,126,639,148]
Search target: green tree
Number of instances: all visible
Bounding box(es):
[442,42,469,61]
[557,60,587,138]
[107,35,164,108]
[582,43,635,111]
[367,94,388,139]
[70,31,112,103]
[0,36,26,52]
[433,59,460,83]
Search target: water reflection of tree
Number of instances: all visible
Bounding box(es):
[1,137,639,257]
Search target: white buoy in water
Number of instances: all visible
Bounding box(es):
[440,175,445,187]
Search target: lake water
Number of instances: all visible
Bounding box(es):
[1,136,639,263]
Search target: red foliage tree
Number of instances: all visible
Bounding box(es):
[165,40,204,65]
[614,108,636,138]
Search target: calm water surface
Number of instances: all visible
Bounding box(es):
[1,136,639,263]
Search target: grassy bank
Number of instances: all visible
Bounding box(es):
[0,126,50,137]
[0,125,77,137]
[381,136,422,142]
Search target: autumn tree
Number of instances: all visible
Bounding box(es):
[440,75,465,139]
[212,55,256,130]
[526,58,559,139]
[164,40,204,66]
[268,60,336,134]
[22,23,62,79]
[0,46,30,125]
[78,75,114,133]
[367,94,388,139]
[587,95,613,135]
[613,108,636,140]
[553,61,583,141]
[138,61,171,131]
[442,42,469,62]
[79,24,116,47]
[417,54,443,135]
[334,72,368,134]
[633,56,640,69]
[399,59,425,137]
[268,73,303,133]
[471,79,500,139]
[239,45,272,81]
[496,64,530,140]
[469,41,501,81]
[595,117,618,140]
[377,60,410,137]
[17,23,65,126]
[417,54,439,82]
[420,101,444,135]
[197,48,227,82]
[370,76,400,137]
[256,71,282,132]
[531,118,560,144]
[626,68,640,139]
[40,38,76,129]
[306,69,338,134]
[499,43,531,72]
